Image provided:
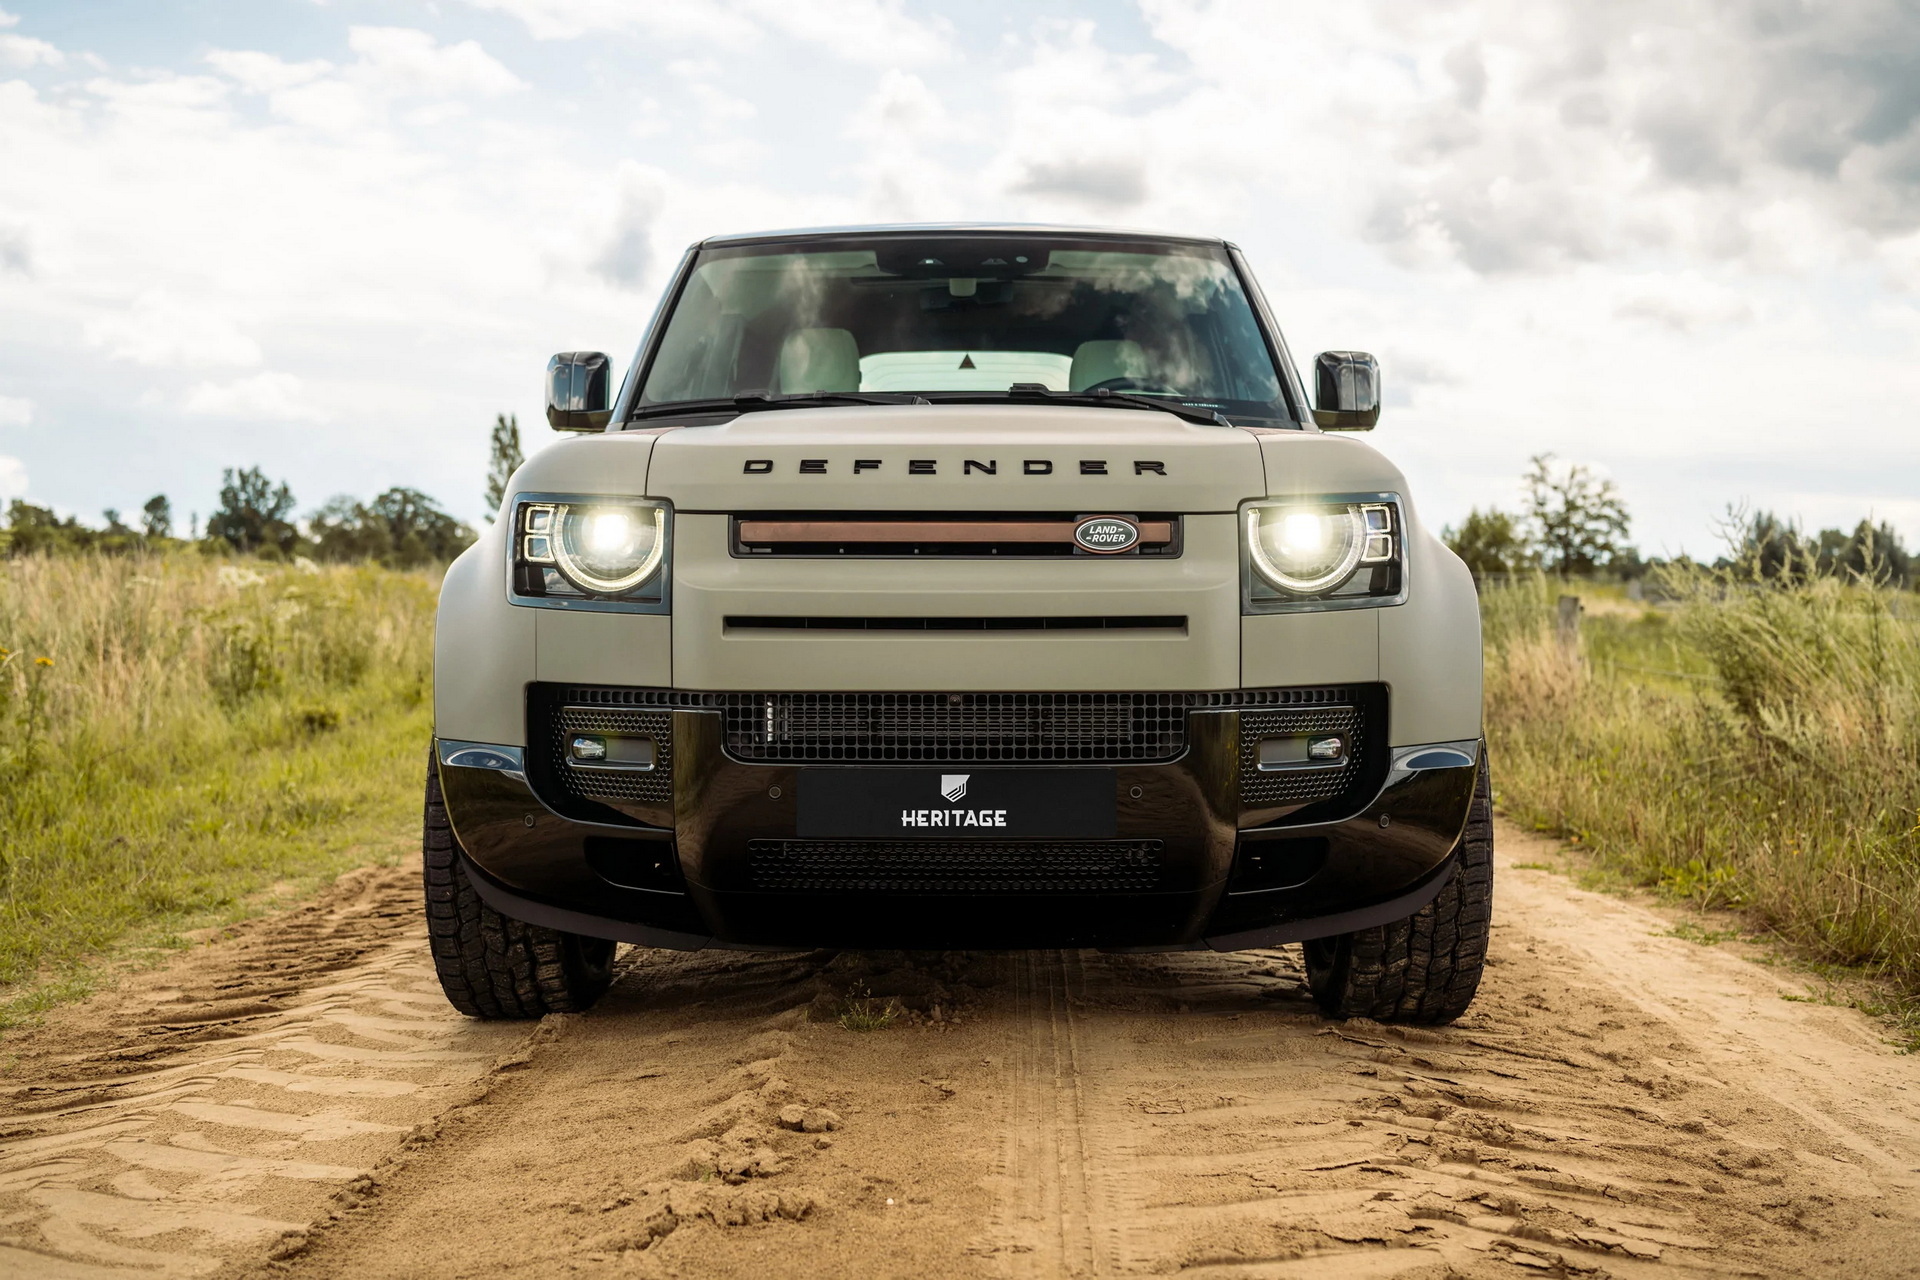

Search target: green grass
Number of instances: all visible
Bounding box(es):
[1484,570,1920,1022]
[836,983,901,1032]
[1661,922,1745,946]
[0,552,437,1029]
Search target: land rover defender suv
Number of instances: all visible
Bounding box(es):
[425,224,1490,1025]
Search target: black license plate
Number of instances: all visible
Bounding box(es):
[797,769,1117,839]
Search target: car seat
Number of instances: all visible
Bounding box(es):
[775,328,860,395]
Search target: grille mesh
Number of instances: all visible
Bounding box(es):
[547,706,673,804]
[536,685,1375,794]
[1237,706,1365,805]
[747,839,1163,893]
[739,693,1179,763]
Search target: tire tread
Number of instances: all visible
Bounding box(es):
[421,751,614,1019]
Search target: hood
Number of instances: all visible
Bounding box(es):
[639,404,1266,512]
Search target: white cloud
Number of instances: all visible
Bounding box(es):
[1141,0,1920,277]
[0,455,26,501]
[345,26,524,98]
[204,49,329,94]
[206,27,521,136]
[182,372,326,423]
[463,0,950,63]
[0,34,61,68]
[0,394,30,427]
[0,12,61,69]
[84,294,263,369]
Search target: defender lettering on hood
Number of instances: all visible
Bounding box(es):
[740,458,1168,475]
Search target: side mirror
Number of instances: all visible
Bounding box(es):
[546,352,613,431]
[1310,351,1381,430]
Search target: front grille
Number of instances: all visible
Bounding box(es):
[545,705,674,804]
[747,839,1164,893]
[1237,705,1366,806]
[538,684,1368,768]
[733,692,1186,763]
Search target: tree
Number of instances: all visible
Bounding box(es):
[207,466,297,555]
[1725,508,1811,582]
[308,487,474,567]
[1523,453,1631,575]
[1821,519,1911,587]
[368,486,474,564]
[1442,508,1531,578]
[141,494,172,538]
[4,500,92,555]
[484,412,524,521]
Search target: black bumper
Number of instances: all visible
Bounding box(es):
[437,695,1479,952]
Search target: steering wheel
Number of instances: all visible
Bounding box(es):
[1082,376,1179,395]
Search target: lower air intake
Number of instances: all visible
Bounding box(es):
[746,839,1164,894]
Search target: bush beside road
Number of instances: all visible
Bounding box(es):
[0,552,436,1025]
[1484,570,1920,1031]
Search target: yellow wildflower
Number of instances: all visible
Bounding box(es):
[35,656,53,667]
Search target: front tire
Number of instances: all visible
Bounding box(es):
[1304,753,1493,1025]
[421,752,615,1018]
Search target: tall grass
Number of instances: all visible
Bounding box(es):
[0,553,437,1022]
[1485,571,1920,996]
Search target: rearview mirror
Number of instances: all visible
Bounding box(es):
[546,351,612,431]
[1310,351,1381,430]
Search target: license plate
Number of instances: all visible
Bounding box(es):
[797,769,1116,839]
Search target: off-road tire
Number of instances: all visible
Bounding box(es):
[1304,753,1493,1025]
[422,752,615,1018]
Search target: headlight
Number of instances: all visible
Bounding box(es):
[511,495,670,612]
[1243,497,1401,610]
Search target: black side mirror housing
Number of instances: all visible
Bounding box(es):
[546,352,613,431]
[1310,351,1381,430]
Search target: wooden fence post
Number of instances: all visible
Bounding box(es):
[1557,594,1582,652]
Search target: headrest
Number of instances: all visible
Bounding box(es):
[1069,340,1150,392]
[775,328,860,394]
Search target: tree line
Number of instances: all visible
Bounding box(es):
[1,413,528,567]
[1444,452,1912,587]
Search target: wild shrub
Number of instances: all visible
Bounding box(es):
[1485,570,1920,993]
[0,551,438,1015]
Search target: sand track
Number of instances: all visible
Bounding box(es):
[4,822,1919,1279]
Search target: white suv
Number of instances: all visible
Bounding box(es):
[424,225,1490,1025]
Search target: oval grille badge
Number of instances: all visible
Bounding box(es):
[1074,516,1141,554]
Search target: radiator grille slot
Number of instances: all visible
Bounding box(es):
[747,839,1164,893]
[533,685,1377,784]
[1237,706,1366,806]
[546,706,673,804]
[735,693,1186,763]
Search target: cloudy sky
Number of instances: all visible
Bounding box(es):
[2,0,1918,556]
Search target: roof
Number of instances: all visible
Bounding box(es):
[695,222,1233,250]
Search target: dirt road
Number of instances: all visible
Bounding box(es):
[4,821,1920,1279]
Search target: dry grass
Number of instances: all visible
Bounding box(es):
[0,552,437,1025]
[1485,571,1920,1011]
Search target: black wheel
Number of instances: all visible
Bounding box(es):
[422,751,615,1018]
[1304,752,1493,1025]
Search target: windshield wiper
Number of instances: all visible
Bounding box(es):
[927,386,1231,426]
[628,391,924,419]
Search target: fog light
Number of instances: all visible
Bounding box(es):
[1308,735,1345,761]
[570,735,607,761]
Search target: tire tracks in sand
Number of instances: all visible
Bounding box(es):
[0,861,540,1278]
[6,820,1920,1279]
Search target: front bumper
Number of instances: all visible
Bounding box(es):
[435,692,1480,951]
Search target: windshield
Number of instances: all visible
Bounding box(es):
[631,234,1291,424]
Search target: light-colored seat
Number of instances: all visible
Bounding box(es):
[1069,339,1150,392]
[775,328,860,394]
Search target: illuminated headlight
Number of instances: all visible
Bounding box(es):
[513,496,670,609]
[1244,498,1401,608]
